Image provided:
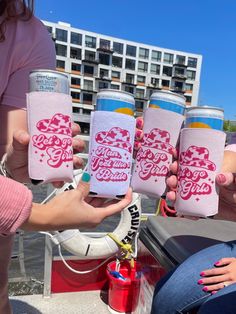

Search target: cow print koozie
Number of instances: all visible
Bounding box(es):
[27,92,73,183]
[88,111,135,199]
[175,128,226,217]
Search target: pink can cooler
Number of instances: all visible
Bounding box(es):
[27,91,73,184]
[175,128,226,217]
[131,107,185,198]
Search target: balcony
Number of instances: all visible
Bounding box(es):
[170,86,185,93]
[95,75,112,82]
[81,86,97,93]
[135,94,147,101]
[122,80,136,86]
[172,73,187,80]
[97,45,114,54]
[82,57,99,64]
[173,61,187,67]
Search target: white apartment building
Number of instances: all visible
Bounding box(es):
[43,21,202,134]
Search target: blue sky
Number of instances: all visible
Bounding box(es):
[35,0,236,120]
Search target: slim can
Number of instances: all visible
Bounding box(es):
[29,69,69,94]
[185,106,224,130]
[96,89,135,116]
[149,90,186,115]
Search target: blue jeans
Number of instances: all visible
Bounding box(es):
[151,241,236,314]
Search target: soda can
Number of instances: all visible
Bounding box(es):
[185,106,224,130]
[149,90,186,115]
[29,69,69,94]
[96,89,135,116]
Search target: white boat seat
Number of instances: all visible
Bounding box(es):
[141,216,236,267]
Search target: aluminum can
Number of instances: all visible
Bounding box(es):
[29,69,69,94]
[185,106,224,130]
[96,89,135,116]
[149,90,186,115]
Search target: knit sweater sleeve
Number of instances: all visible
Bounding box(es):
[0,176,32,234]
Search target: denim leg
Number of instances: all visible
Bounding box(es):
[151,241,236,314]
[198,283,236,314]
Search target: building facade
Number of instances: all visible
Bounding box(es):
[43,20,202,134]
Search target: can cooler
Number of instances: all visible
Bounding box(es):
[175,128,226,217]
[88,111,135,199]
[131,108,185,198]
[27,91,73,183]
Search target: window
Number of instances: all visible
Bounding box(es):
[85,35,96,48]
[56,60,65,69]
[185,96,192,103]
[79,122,90,134]
[164,53,174,64]
[73,107,80,113]
[83,109,91,115]
[84,65,94,75]
[125,59,136,70]
[150,63,160,75]
[71,63,81,72]
[186,70,196,80]
[71,32,82,45]
[136,100,144,111]
[185,83,193,91]
[99,39,110,50]
[55,44,67,57]
[176,55,186,65]
[138,61,148,72]
[152,50,162,62]
[126,73,135,84]
[113,42,123,54]
[100,69,109,78]
[162,79,170,87]
[71,77,81,86]
[56,28,67,42]
[112,56,123,68]
[151,78,159,87]
[174,67,185,76]
[70,47,81,59]
[82,93,93,102]
[46,26,52,34]
[126,45,136,57]
[172,81,184,92]
[163,66,172,76]
[99,82,109,89]
[136,89,145,99]
[83,80,93,91]
[139,48,149,59]
[112,71,120,79]
[137,75,146,84]
[111,84,120,90]
[71,91,80,100]
[99,53,110,65]
[125,86,134,94]
[188,57,197,68]
[84,50,96,61]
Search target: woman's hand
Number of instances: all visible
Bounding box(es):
[21,173,132,231]
[4,123,85,186]
[198,257,236,293]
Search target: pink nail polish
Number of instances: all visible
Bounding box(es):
[203,287,208,292]
[215,261,220,266]
[200,272,205,276]
[217,174,226,184]
[211,291,217,295]
[136,119,143,129]
[136,130,142,138]
[198,279,203,284]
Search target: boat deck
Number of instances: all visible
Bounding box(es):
[10,291,110,314]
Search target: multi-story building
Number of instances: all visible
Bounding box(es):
[43,20,202,134]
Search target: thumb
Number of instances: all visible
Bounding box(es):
[76,172,91,198]
[216,172,235,186]
[12,130,30,151]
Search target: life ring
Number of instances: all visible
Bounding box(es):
[50,171,141,259]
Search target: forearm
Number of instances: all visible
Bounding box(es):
[0,176,32,234]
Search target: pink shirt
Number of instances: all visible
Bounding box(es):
[0,16,56,234]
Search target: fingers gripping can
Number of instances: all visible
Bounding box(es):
[185,106,224,130]
[29,69,69,94]
[96,89,135,116]
[149,90,186,115]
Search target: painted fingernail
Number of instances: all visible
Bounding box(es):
[217,174,226,184]
[136,130,142,139]
[134,142,141,150]
[211,291,217,295]
[215,261,220,266]
[136,119,143,129]
[198,279,203,284]
[200,272,205,276]
[202,287,208,292]
[82,172,90,182]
